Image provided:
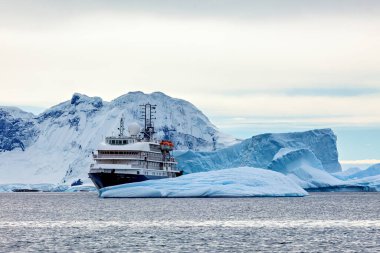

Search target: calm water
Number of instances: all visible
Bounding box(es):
[0,192,379,252]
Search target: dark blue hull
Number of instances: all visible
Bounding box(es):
[88,172,166,189]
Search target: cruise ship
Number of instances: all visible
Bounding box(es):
[88,103,182,189]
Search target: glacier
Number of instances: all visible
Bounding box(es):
[99,167,308,198]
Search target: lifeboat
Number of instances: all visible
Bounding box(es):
[160,140,174,151]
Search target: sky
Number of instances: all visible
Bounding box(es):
[0,0,379,165]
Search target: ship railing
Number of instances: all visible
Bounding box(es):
[96,154,141,159]
[91,164,143,170]
[131,164,144,168]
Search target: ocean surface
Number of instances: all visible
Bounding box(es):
[0,192,379,252]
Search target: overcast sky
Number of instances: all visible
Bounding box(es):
[0,0,379,163]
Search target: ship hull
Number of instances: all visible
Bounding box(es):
[88,172,166,189]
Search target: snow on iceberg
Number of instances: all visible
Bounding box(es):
[99,167,308,198]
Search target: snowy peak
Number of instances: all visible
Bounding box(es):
[38,93,105,123]
[108,91,231,150]
[0,106,35,120]
[70,93,104,108]
[0,106,38,152]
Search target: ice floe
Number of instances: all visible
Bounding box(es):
[99,167,308,198]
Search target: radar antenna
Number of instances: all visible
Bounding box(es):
[117,114,125,137]
[140,103,156,141]
[162,125,176,141]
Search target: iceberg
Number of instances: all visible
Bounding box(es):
[346,175,380,191]
[174,129,344,190]
[340,164,380,191]
[344,163,380,179]
[99,167,308,198]
[175,128,341,174]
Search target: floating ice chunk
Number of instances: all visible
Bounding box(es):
[337,164,380,191]
[99,167,308,198]
[0,183,68,192]
[346,175,380,191]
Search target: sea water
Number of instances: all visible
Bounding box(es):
[0,192,379,252]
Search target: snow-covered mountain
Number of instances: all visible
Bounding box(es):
[0,107,39,152]
[0,91,238,185]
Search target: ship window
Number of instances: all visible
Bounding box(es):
[111,140,115,144]
[123,140,127,144]
[137,171,139,175]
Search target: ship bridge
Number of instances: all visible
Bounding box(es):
[105,136,137,146]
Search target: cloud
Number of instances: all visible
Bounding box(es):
[340,159,380,165]
[0,1,380,130]
[284,87,380,97]
[2,1,380,29]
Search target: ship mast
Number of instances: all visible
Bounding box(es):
[140,103,156,141]
[117,114,125,137]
